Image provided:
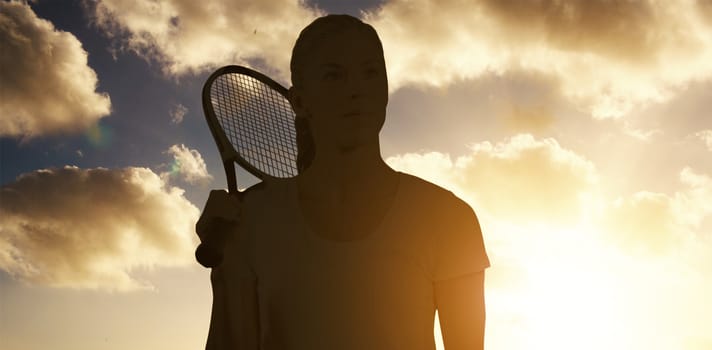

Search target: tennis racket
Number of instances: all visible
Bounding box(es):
[196,65,300,267]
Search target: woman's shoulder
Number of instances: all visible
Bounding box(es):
[396,171,470,211]
[394,172,481,232]
[240,177,298,216]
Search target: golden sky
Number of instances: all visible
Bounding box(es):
[1,1,711,349]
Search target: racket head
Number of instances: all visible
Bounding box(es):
[202,65,299,193]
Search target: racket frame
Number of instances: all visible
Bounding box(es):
[201,65,294,194]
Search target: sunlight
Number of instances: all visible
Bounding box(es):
[516,250,631,349]
[484,226,636,350]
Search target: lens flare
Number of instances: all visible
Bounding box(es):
[85,123,113,148]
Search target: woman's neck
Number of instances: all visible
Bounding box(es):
[296,141,398,200]
[295,141,401,241]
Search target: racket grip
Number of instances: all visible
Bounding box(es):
[195,220,232,268]
[195,241,223,268]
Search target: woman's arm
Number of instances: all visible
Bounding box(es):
[434,270,486,350]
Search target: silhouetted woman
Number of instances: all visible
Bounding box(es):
[197,14,489,350]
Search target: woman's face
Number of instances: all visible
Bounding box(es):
[290,28,388,154]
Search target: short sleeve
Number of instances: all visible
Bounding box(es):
[431,194,490,281]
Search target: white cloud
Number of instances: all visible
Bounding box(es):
[169,103,188,124]
[0,166,200,291]
[88,0,321,83]
[696,129,712,151]
[387,134,712,255]
[603,192,683,254]
[387,134,599,225]
[0,1,111,138]
[163,144,213,185]
[601,167,712,254]
[676,167,712,228]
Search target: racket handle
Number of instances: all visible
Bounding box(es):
[195,219,232,268]
[195,240,223,268]
[195,189,245,268]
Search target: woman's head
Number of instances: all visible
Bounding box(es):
[290,15,385,89]
[289,15,388,169]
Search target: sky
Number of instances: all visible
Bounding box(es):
[1,0,711,349]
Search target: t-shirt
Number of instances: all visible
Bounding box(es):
[206,172,490,350]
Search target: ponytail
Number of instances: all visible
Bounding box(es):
[295,115,315,172]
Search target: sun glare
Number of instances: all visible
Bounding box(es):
[516,244,631,349]
[483,225,640,350]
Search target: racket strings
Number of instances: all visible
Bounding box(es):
[211,73,299,178]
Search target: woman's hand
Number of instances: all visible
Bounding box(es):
[195,189,242,268]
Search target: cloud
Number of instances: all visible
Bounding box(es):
[700,0,712,24]
[169,103,188,124]
[601,167,712,253]
[386,134,599,225]
[163,144,213,185]
[0,1,111,138]
[85,0,712,120]
[0,166,200,291]
[87,0,321,82]
[385,137,712,348]
[362,0,712,119]
[603,192,683,254]
[381,69,576,157]
[387,134,712,255]
[696,130,712,151]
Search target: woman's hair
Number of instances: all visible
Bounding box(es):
[290,14,384,172]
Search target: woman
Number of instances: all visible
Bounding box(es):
[197,14,490,350]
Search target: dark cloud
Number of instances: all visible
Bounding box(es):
[479,0,659,63]
[85,0,712,120]
[306,0,386,15]
[699,0,712,24]
[169,103,188,124]
[366,0,712,118]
